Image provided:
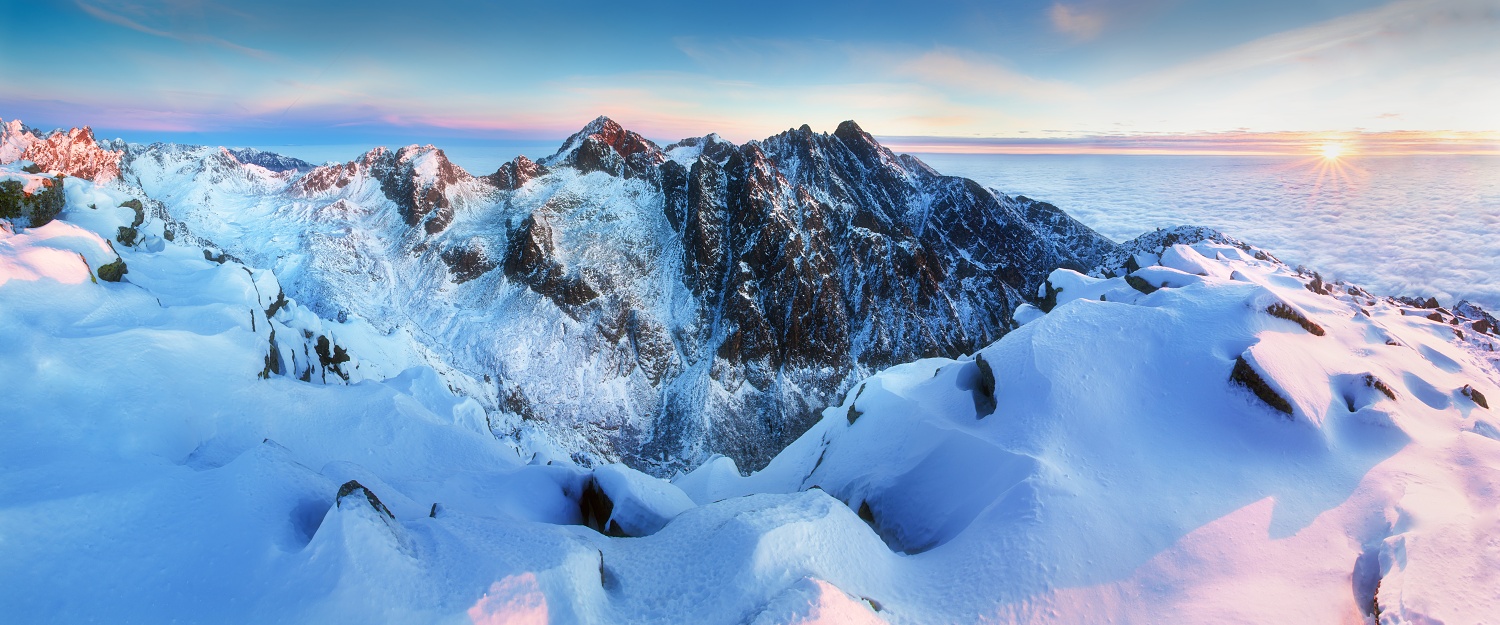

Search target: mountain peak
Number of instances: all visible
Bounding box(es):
[542,115,665,178]
[0,119,122,183]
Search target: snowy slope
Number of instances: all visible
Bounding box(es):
[4,161,1497,623]
[679,226,1500,623]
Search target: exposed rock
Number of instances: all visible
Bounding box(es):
[226,147,312,172]
[484,155,546,190]
[846,384,867,424]
[292,145,472,234]
[1126,274,1159,294]
[441,239,497,284]
[1265,301,1326,336]
[540,116,666,180]
[265,289,288,319]
[335,480,394,519]
[0,175,66,226]
[1463,385,1489,409]
[96,258,128,282]
[315,335,351,381]
[1366,374,1398,401]
[972,353,997,418]
[0,122,123,183]
[1231,355,1293,417]
[577,475,624,537]
[502,213,599,312]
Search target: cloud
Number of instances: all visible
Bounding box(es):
[74,0,271,59]
[1050,3,1106,40]
[1082,0,1500,132]
[884,48,1087,102]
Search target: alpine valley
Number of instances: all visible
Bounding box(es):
[2,117,1498,624]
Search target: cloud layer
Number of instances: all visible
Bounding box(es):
[920,152,1500,309]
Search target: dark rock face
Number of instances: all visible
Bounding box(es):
[662,123,1110,466]
[335,480,394,518]
[485,155,546,190]
[441,239,497,284]
[227,148,312,173]
[540,116,666,180]
[502,213,599,313]
[1232,355,1294,417]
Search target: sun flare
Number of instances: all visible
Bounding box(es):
[1320,142,1345,160]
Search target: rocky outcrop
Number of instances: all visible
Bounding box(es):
[293,145,471,233]
[0,121,123,183]
[484,155,546,190]
[541,116,667,180]
[441,238,497,284]
[227,148,312,172]
[502,213,599,313]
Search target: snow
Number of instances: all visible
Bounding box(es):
[3,160,1499,623]
[0,118,39,163]
[590,464,695,536]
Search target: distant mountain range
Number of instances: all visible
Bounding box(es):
[2,115,1117,473]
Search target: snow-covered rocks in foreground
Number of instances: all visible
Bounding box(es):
[3,166,1498,625]
[680,227,1500,623]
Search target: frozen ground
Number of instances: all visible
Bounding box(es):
[3,165,1499,623]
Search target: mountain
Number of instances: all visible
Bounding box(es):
[0,119,123,183]
[4,162,1496,624]
[68,115,1114,474]
[226,147,314,173]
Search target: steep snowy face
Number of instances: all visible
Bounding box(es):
[119,117,1117,474]
[0,120,123,183]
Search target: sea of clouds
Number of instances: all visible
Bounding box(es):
[919,153,1500,311]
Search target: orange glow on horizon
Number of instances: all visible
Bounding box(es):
[881,130,1500,157]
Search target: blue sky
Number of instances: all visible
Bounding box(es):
[2,0,1497,151]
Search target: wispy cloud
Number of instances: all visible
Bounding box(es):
[884,48,1087,101]
[74,0,272,59]
[1050,3,1106,40]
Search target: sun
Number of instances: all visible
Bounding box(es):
[1319,142,1345,160]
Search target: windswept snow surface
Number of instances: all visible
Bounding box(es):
[3,163,1499,624]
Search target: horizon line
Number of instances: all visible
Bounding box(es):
[879,130,1500,157]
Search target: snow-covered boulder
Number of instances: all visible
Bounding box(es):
[581,463,695,537]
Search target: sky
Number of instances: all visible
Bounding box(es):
[2,0,1497,157]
